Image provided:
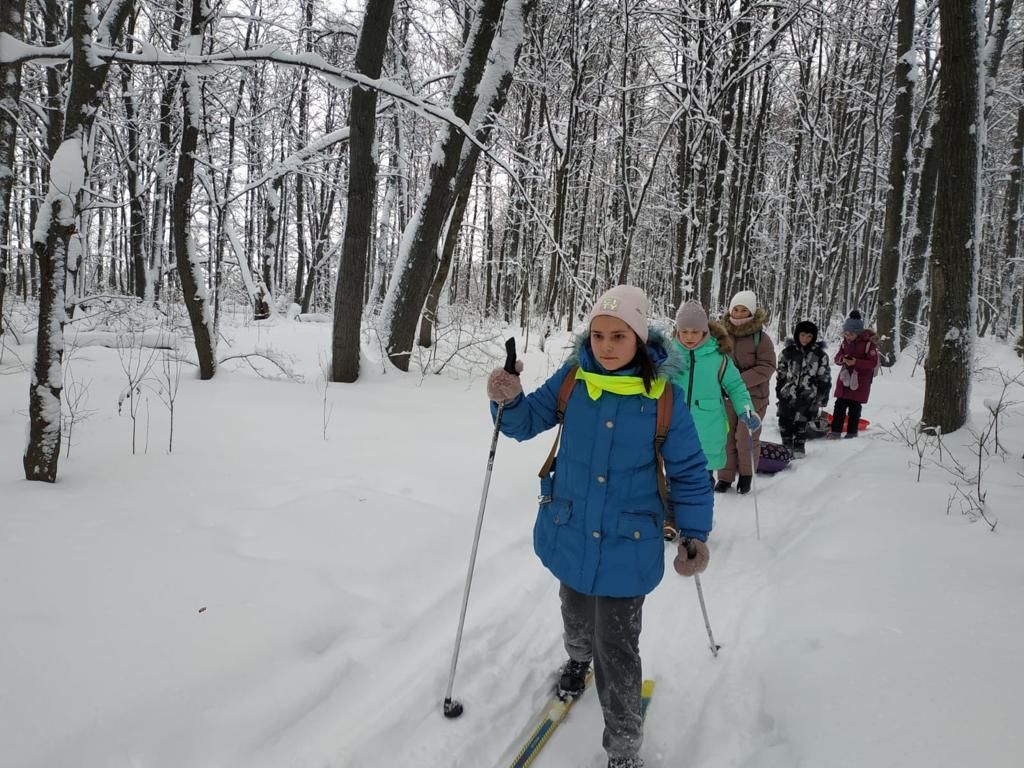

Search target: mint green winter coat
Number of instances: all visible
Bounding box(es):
[670,322,754,471]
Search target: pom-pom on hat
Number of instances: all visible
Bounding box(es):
[590,285,650,343]
[675,300,710,335]
[729,290,758,314]
[842,310,865,334]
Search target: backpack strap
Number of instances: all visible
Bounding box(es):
[539,368,676,511]
[654,384,673,506]
[538,366,579,478]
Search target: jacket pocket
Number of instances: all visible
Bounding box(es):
[617,509,660,541]
[615,510,663,585]
[694,398,723,412]
[534,497,573,566]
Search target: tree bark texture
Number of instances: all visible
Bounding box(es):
[24,0,131,481]
[900,110,939,348]
[380,0,506,371]
[875,0,916,364]
[921,0,980,433]
[0,0,26,335]
[171,0,217,379]
[996,48,1024,341]
[331,0,396,382]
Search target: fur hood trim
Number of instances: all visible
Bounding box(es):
[720,307,769,338]
[708,320,734,355]
[569,326,685,381]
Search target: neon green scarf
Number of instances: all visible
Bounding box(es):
[575,367,667,400]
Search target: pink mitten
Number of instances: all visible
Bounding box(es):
[673,538,710,577]
[486,360,524,403]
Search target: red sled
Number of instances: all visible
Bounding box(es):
[822,411,870,432]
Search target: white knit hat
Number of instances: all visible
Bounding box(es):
[729,290,758,314]
[590,285,649,343]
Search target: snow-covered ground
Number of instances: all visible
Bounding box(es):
[1,313,1022,768]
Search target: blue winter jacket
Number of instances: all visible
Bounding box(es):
[490,329,713,598]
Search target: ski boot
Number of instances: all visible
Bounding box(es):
[557,658,590,700]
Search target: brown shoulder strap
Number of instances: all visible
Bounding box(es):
[538,366,579,478]
[654,384,673,506]
[655,384,673,443]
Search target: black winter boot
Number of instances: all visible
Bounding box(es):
[713,480,732,493]
[736,475,752,494]
[792,441,806,458]
[608,757,644,768]
[558,658,590,699]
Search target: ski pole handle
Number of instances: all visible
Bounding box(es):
[504,337,519,376]
[681,537,698,559]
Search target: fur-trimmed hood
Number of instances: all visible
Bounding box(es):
[707,320,734,355]
[720,307,769,338]
[569,325,685,381]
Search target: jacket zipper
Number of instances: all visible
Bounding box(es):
[687,350,696,407]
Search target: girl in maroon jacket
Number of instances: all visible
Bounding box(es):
[827,310,879,439]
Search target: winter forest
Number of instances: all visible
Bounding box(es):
[2,0,1024,766]
[0,0,1021,482]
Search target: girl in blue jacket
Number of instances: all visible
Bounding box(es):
[486,285,713,768]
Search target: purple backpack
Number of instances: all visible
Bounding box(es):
[756,441,792,474]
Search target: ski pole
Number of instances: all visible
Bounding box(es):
[749,432,760,540]
[682,538,720,657]
[443,337,518,719]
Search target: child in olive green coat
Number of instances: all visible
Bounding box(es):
[664,301,755,540]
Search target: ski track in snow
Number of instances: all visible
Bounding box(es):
[515,433,876,768]
[3,323,1022,768]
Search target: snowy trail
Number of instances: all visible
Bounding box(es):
[2,325,1022,768]
[473,433,877,768]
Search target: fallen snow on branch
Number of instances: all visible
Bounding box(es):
[65,329,179,350]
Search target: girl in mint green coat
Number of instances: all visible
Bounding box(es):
[664,301,754,540]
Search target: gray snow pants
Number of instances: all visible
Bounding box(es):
[559,582,645,761]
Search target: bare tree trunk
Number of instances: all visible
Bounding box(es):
[996,48,1024,340]
[984,0,1014,105]
[171,0,216,379]
[0,0,26,335]
[876,0,916,364]
[148,0,184,307]
[302,154,344,313]
[379,0,508,370]
[118,10,147,300]
[24,0,131,482]
[331,0,396,382]
[419,192,464,349]
[901,108,939,348]
[423,0,538,346]
[921,0,980,433]
[671,118,689,311]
